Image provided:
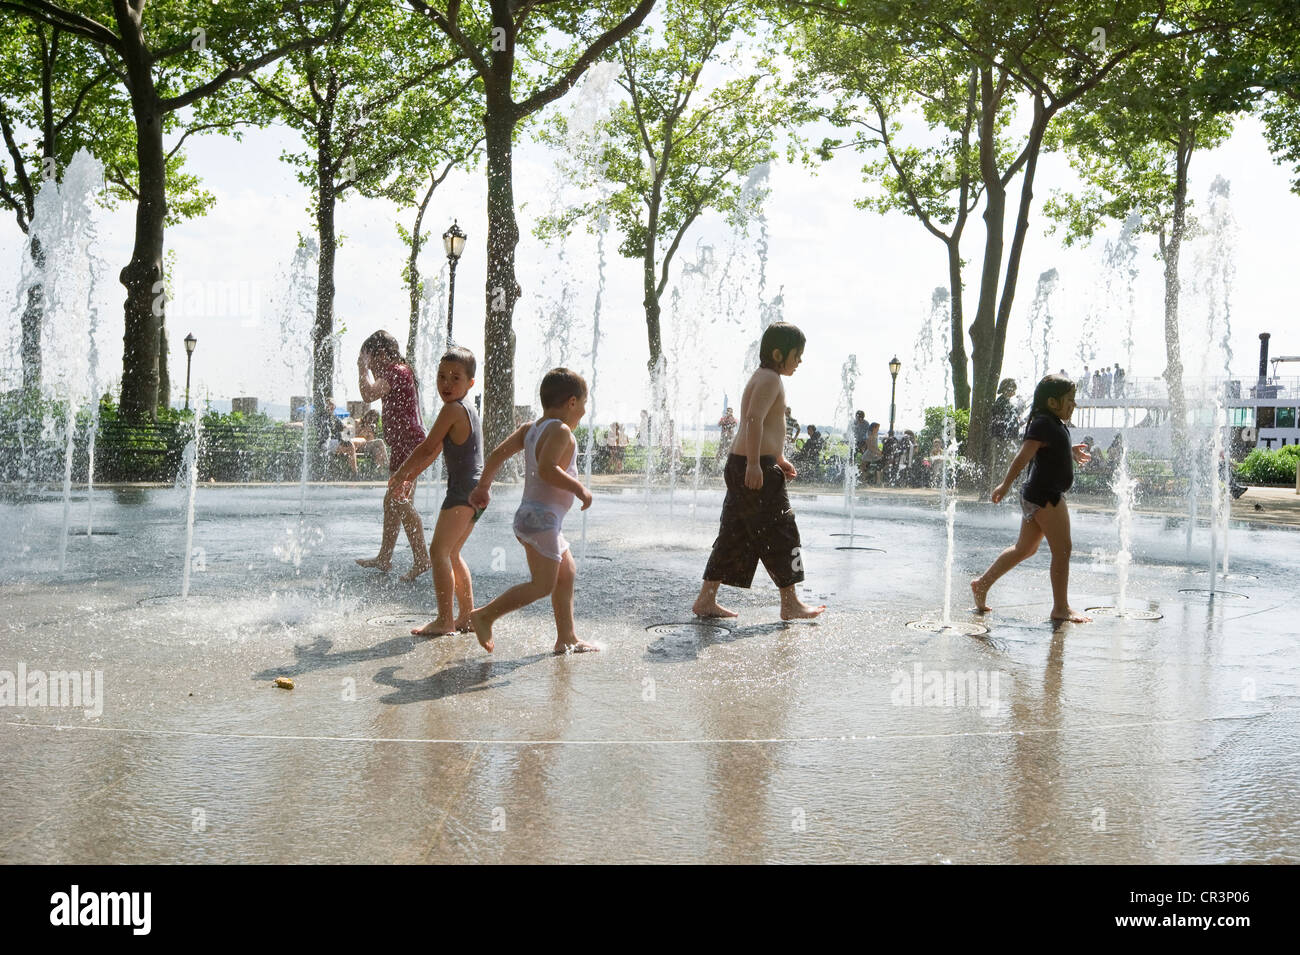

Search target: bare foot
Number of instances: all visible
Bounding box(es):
[971,577,991,612]
[356,556,391,572]
[412,618,455,636]
[780,599,826,621]
[470,610,494,653]
[554,637,600,655]
[1050,607,1092,623]
[454,616,473,633]
[692,597,738,618]
[399,562,431,582]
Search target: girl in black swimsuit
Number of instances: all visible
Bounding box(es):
[971,374,1094,624]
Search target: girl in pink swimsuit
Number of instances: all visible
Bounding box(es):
[355,330,429,581]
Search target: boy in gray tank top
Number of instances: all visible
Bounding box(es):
[389,347,484,636]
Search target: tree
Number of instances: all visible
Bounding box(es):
[1043,32,1248,470]
[794,24,997,410]
[1,19,122,393]
[1233,0,1300,193]
[407,0,657,449]
[243,0,472,431]
[538,0,795,382]
[394,128,483,367]
[784,0,1236,487]
[4,0,348,422]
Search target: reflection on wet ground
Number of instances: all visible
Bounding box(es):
[2,485,1297,863]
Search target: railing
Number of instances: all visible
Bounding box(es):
[1076,376,1300,403]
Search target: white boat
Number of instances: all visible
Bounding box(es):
[1069,374,1299,456]
[1067,336,1299,456]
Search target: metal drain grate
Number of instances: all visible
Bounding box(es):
[646,621,730,639]
[1085,607,1164,620]
[1178,589,1248,599]
[906,620,989,636]
[368,614,432,628]
[137,594,219,606]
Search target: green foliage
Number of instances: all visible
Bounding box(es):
[245,1,478,211]
[1043,29,1244,249]
[536,0,801,290]
[1236,445,1299,484]
[919,405,969,451]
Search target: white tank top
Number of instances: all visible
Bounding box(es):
[522,418,577,515]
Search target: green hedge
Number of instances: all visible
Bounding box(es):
[919,406,969,452]
[1235,445,1299,485]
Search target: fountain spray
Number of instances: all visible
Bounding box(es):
[180,413,203,598]
[25,150,104,571]
[580,220,608,562]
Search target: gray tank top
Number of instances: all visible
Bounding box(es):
[443,399,482,495]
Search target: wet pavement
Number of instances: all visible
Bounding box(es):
[2,483,1297,863]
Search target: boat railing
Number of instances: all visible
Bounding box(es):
[1075,376,1300,403]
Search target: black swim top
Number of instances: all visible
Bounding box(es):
[1021,412,1073,507]
[442,398,483,496]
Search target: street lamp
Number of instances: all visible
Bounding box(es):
[442,220,467,344]
[888,355,901,437]
[184,333,197,411]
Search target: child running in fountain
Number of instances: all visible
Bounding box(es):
[388,347,484,635]
[971,373,1093,623]
[692,322,826,621]
[466,368,598,655]
[356,330,430,581]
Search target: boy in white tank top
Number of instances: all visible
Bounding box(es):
[467,368,599,654]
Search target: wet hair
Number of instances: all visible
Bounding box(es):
[539,367,587,409]
[1027,373,1076,427]
[361,329,403,365]
[758,322,806,370]
[361,409,379,426]
[997,377,1017,396]
[439,346,476,380]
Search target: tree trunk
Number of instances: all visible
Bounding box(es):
[1161,132,1192,472]
[968,87,1049,492]
[158,321,171,410]
[21,234,44,393]
[482,101,520,449]
[642,196,663,376]
[118,91,167,423]
[313,139,337,425]
[945,237,969,410]
[405,173,441,364]
[964,68,1005,485]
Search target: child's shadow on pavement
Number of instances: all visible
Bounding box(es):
[645,620,793,662]
[253,634,416,680]
[374,653,552,704]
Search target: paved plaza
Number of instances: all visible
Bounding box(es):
[2,484,1296,863]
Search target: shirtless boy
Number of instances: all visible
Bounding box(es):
[693,322,826,620]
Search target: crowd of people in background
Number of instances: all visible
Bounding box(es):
[1074,362,1126,399]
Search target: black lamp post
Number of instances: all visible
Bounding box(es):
[443,220,467,344]
[184,333,197,411]
[888,355,901,437]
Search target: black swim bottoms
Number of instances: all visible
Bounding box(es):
[441,488,483,521]
[703,453,804,590]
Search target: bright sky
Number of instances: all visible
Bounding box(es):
[4,69,1299,435]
